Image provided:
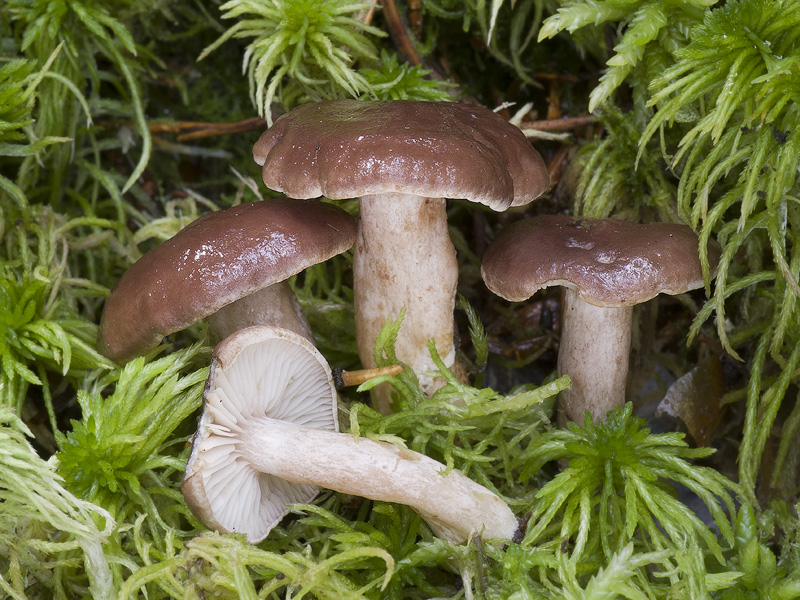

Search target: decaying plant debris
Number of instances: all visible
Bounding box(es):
[1,0,800,597]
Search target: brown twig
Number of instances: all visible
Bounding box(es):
[332,364,404,389]
[144,117,268,141]
[356,0,379,26]
[546,80,562,120]
[546,144,572,189]
[148,121,218,134]
[533,72,580,83]
[380,0,421,66]
[519,115,597,132]
[177,117,267,141]
[408,0,423,39]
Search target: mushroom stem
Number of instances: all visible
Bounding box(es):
[207,281,314,343]
[558,288,632,423]
[353,193,459,412]
[239,417,519,543]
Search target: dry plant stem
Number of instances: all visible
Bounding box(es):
[546,80,562,120]
[558,288,632,423]
[340,364,404,387]
[355,0,378,25]
[241,418,519,543]
[177,119,267,141]
[353,193,458,412]
[379,0,422,65]
[533,73,580,82]
[207,282,314,343]
[519,115,597,132]
[546,144,572,188]
[144,117,268,140]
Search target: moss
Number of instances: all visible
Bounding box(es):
[2,0,800,596]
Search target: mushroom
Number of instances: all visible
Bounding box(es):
[182,325,519,544]
[98,198,356,363]
[252,100,549,411]
[481,215,720,423]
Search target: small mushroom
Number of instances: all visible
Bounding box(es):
[183,325,519,544]
[98,198,356,363]
[481,215,720,423]
[253,100,549,411]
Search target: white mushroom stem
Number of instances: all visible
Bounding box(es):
[238,417,518,544]
[558,288,632,423]
[353,193,459,412]
[207,282,314,343]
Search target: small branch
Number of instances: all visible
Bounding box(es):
[408,0,423,39]
[332,364,404,389]
[176,117,267,141]
[546,144,572,190]
[132,117,268,141]
[546,80,562,120]
[518,115,597,132]
[533,72,580,83]
[356,0,379,25]
[379,0,421,66]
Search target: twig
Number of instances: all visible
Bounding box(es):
[408,0,423,39]
[546,80,562,120]
[533,73,580,83]
[356,0,379,26]
[177,118,267,141]
[380,0,421,66]
[518,115,597,132]
[332,365,404,389]
[546,144,572,189]
[144,117,268,141]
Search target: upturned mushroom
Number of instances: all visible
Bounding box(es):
[183,325,519,544]
[252,100,549,411]
[98,198,356,363]
[481,215,720,423]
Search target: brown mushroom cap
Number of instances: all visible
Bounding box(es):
[98,198,357,363]
[253,100,549,209]
[481,216,721,307]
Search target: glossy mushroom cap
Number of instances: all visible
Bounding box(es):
[253,99,549,208]
[482,215,721,423]
[481,216,721,306]
[98,198,356,363]
[182,326,338,543]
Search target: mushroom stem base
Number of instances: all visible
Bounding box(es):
[240,417,518,544]
[558,288,632,423]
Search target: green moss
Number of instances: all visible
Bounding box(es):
[2,0,800,596]
[520,403,740,596]
[199,0,386,123]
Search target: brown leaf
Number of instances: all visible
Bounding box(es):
[656,353,726,446]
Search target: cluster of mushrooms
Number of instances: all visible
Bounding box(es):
[98,99,718,545]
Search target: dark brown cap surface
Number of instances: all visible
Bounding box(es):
[254,100,549,210]
[99,199,356,362]
[482,216,720,307]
